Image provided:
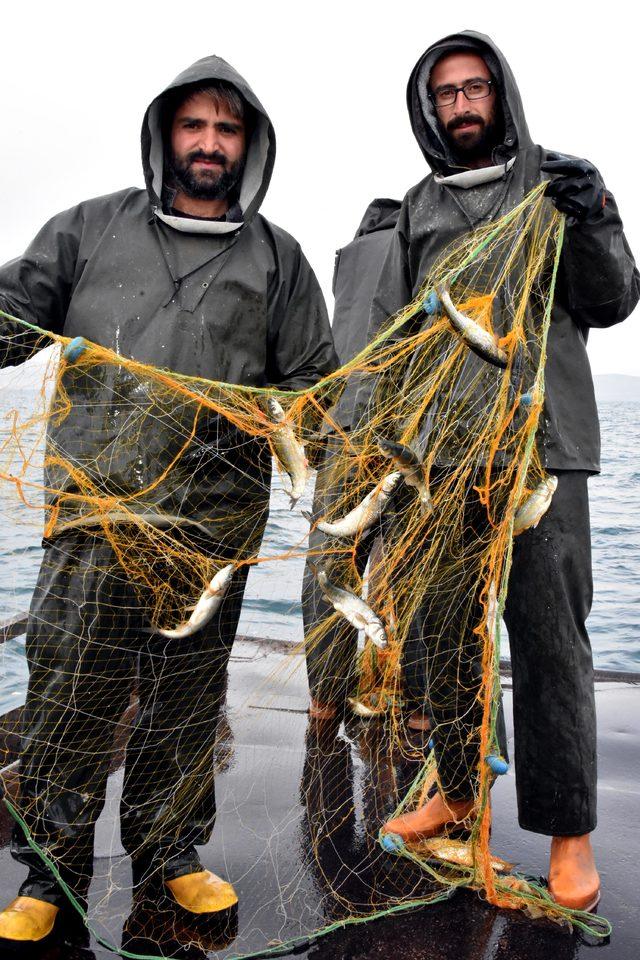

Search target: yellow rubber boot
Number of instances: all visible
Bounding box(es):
[165,870,238,914]
[0,897,59,942]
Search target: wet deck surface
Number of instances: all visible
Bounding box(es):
[1,637,639,959]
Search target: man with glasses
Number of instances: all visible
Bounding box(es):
[354,30,639,912]
[427,70,498,166]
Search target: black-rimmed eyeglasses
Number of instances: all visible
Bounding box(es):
[429,79,494,109]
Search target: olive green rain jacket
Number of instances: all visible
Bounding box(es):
[354,30,639,471]
[0,56,337,548]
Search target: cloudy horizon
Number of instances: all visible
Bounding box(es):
[1,0,637,375]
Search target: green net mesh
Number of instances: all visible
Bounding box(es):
[0,184,610,956]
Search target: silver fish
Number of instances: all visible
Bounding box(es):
[377,439,434,514]
[158,564,235,639]
[266,397,309,509]
[435,283,508,369]
[311,564,387,649]
[348,696,387,718]
[485,580,498,640]
[311,471,402,539]
[422,838,511,873]
[513,475,558,535]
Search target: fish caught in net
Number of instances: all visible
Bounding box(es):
[0,184,611,956]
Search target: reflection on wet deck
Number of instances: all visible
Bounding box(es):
[1,637,638,959]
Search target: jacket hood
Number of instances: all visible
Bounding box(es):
[141,55,276,235]
[407,30,533,175]
[354,198,402,239]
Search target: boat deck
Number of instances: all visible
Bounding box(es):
[1,636,639,959]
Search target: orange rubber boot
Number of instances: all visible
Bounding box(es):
[165,870,238,914]
[548,835,601,912]
[382,792,476,843]
[0,897,59,942]
[309,698,337,720]
[407,710,431,732]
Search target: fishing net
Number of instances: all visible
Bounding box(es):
[0,183,610,957]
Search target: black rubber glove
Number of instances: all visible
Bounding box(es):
[541,153,606,223]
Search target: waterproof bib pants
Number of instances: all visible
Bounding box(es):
[11,529,251,907]
[419,470,597,835]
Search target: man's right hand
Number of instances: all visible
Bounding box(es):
[541,154,606,223]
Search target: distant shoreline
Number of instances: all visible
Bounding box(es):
[1,364,640,401]
[594,374,640,403]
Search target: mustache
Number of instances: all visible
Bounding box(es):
[187,150,228,167]
[447,113,485,132]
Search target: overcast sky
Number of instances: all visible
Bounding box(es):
[1,0,638,375]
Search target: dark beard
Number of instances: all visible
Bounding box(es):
[446,113,499,164]
[169,149,245,200]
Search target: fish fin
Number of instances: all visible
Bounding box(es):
[301,510,313,524]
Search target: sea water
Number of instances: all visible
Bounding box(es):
[1,384,638,712]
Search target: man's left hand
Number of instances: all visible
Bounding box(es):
[541,154,606,223]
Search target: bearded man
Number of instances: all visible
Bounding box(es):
[353,31,639,912]
[0,55,336,945]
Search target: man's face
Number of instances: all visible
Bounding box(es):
[170,91,247,201]
[430,52,498,161]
